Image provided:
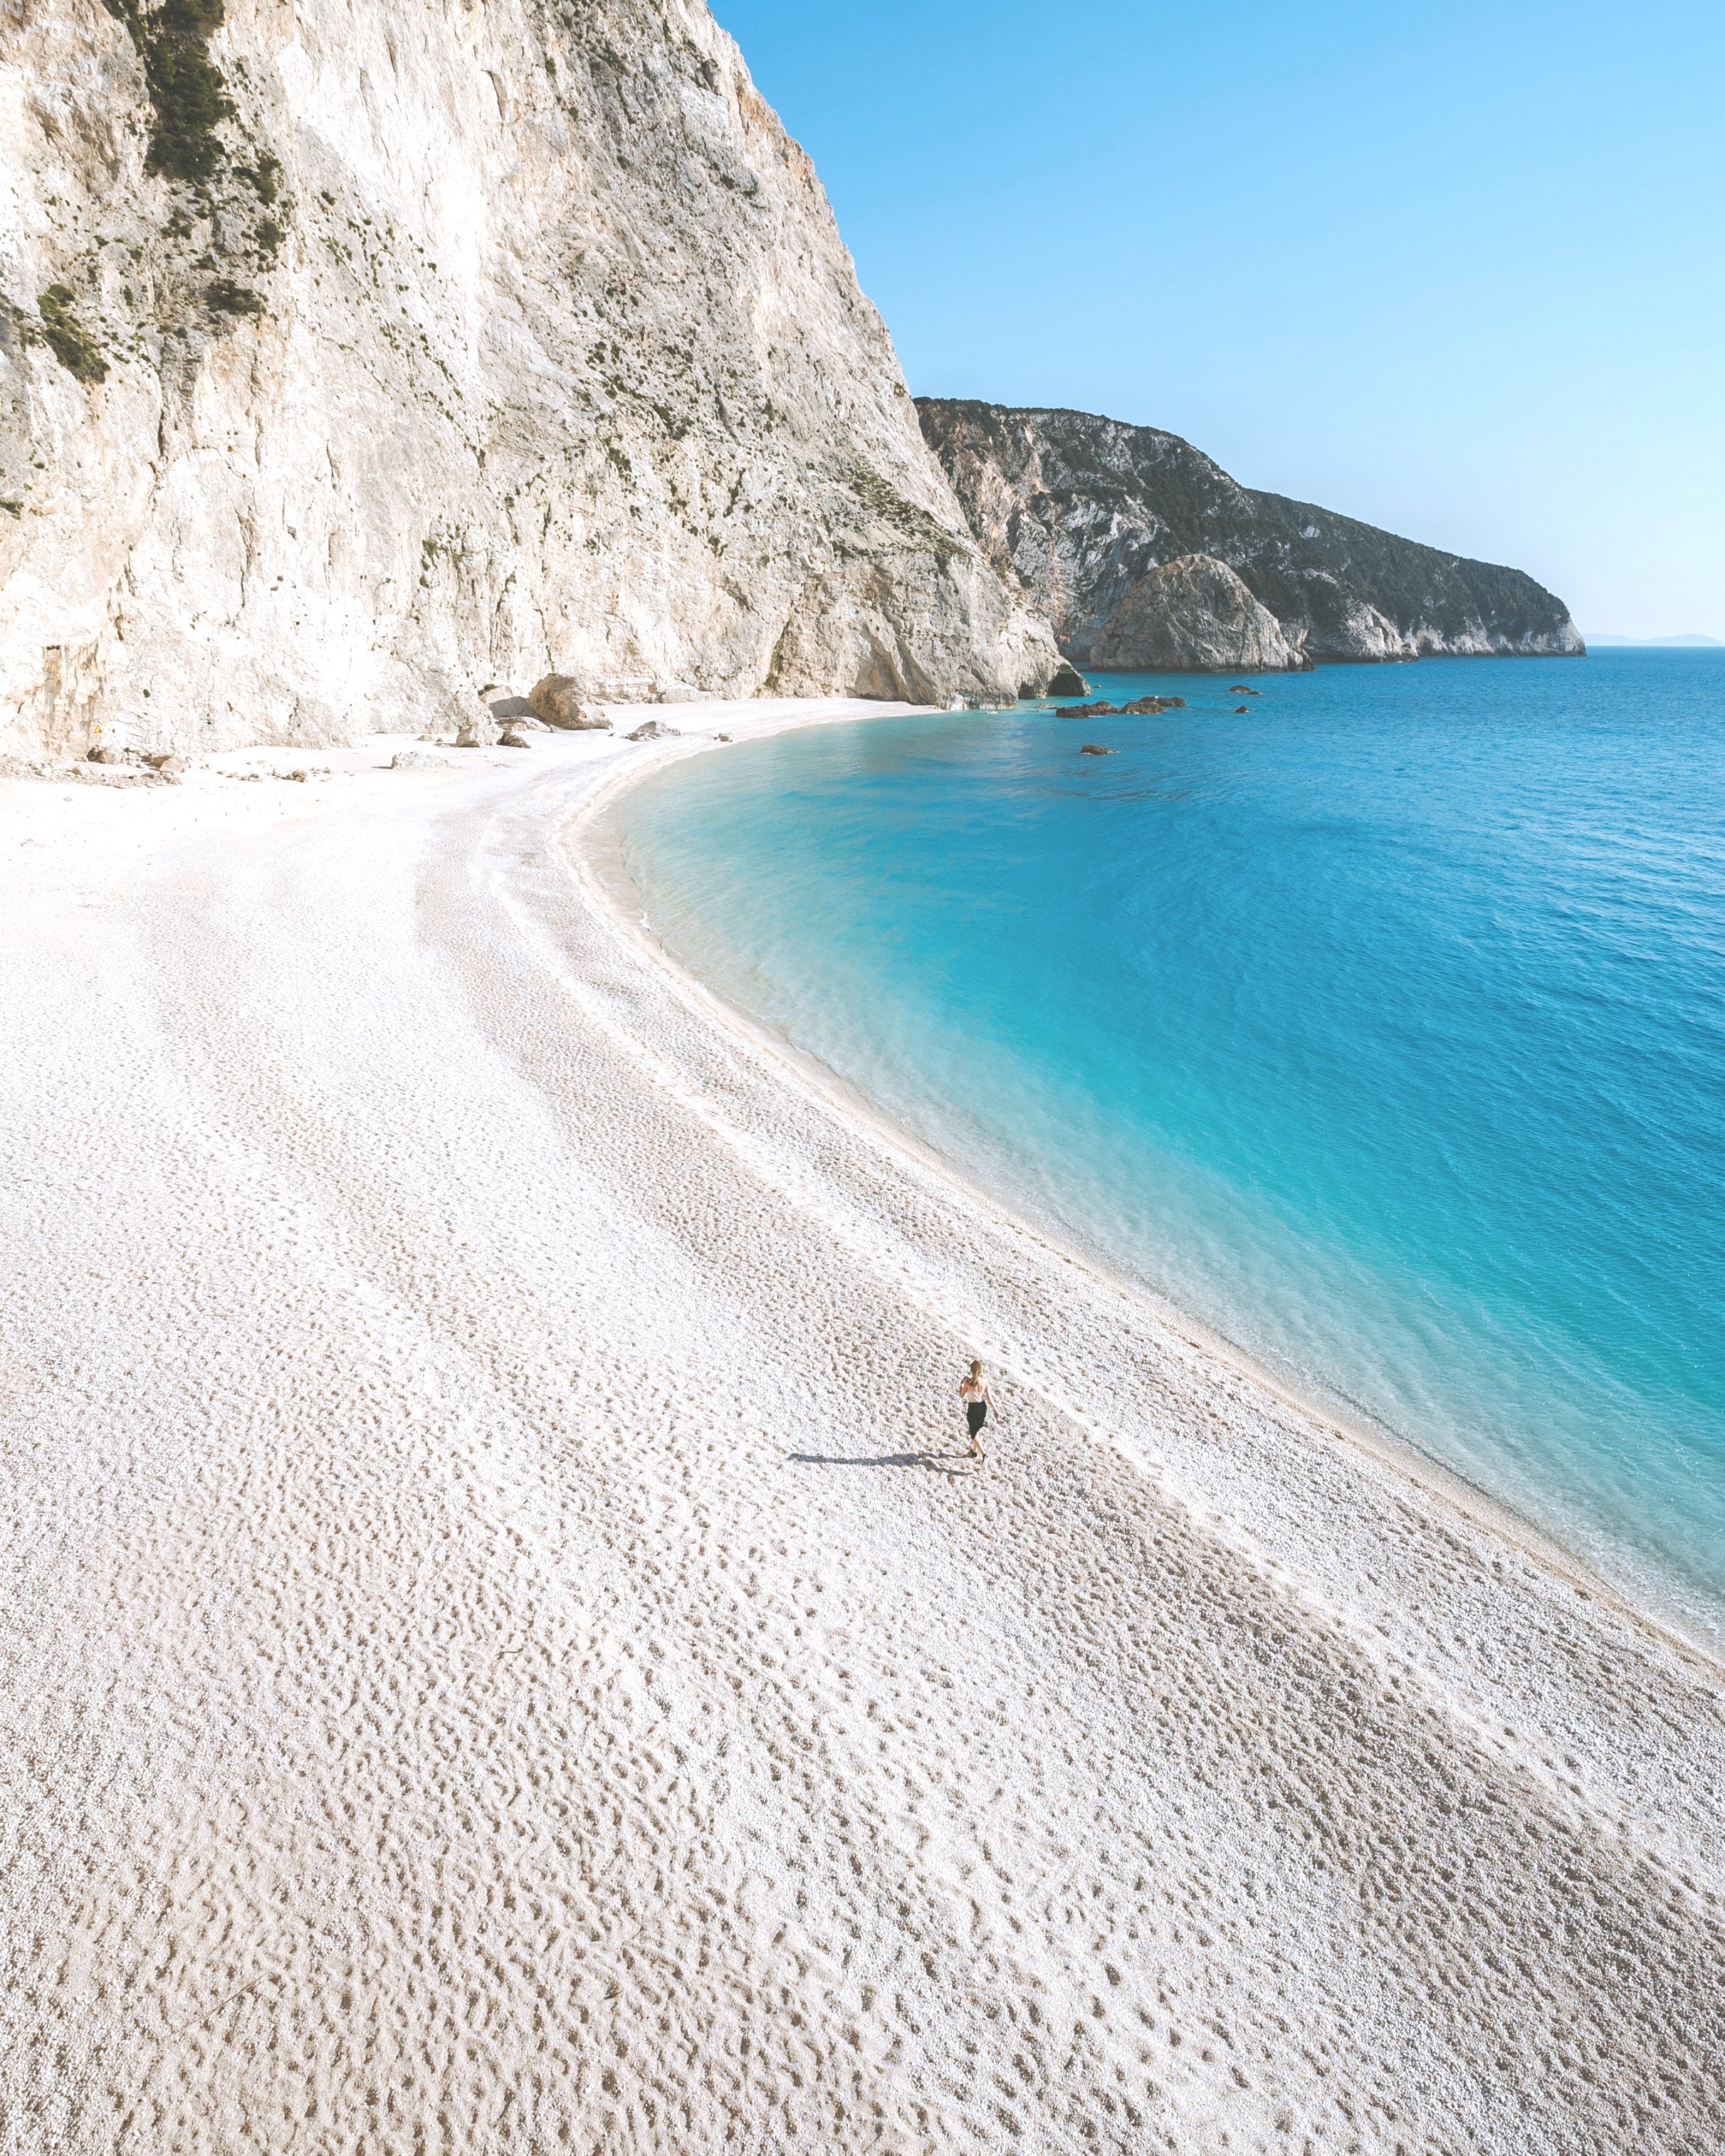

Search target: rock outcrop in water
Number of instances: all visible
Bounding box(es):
[0,1,1056,759]
[918,400,1585,672]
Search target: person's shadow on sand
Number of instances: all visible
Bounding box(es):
[788,1450,973,1475]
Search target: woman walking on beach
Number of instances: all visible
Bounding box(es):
[959,1360,997,1458]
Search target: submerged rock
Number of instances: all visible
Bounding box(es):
[1119,695,1185,715]
[1079,743,1116,756]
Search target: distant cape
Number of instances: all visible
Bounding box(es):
[918,400,1584,674]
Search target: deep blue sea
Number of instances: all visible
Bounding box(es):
[612,651,1725,1646]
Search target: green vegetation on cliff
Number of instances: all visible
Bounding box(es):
[38,286,107,384]
[100,0,235,184]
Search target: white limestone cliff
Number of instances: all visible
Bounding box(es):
[1091,554,1304,673]
[0,0,1057,759]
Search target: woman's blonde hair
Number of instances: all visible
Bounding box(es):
[968,1359,982,1379]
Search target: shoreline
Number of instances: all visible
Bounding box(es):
[575,705,1725,1679]
[3,705,1721,2151]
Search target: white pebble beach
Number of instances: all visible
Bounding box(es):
[2,702,1721,2155]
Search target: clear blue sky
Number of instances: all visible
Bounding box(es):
[713,0,1724,637]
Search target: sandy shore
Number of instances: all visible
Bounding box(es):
[2,703,1721,2155]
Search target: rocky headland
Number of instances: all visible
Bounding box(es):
[0,0,1055,759]
[918,399,1585,673]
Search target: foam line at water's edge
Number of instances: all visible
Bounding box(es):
[566,718,1714,1653]
[454,714,1725,1895]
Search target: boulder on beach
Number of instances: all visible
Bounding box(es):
[390,749,450,771]
[70,763,172,788]
[499,730,532,749]
[528,675,614,730]
[456,715,501,748]
[626,720,682,742]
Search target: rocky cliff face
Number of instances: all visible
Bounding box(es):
[0,1,1056,758]
[1092,554,1299,673]
[918,400,1584,673]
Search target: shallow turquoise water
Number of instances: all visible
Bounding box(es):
[612,652,1725,1645]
